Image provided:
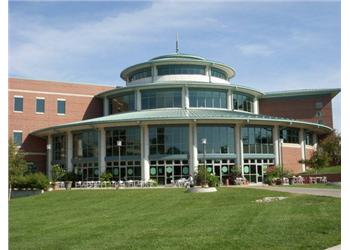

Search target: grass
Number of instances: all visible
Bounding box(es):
[280,183,341,189]
[9,188,340,250]
[302,166,341,175]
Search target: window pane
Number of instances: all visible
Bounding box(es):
[36,99,45,113]
[233,93,254,112]
[14,97,23,112]
[189,88,227,108]
[141,89,182,110]
[13,132,22,146]
[57,100,66,114]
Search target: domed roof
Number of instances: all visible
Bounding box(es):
[149,53,206,61]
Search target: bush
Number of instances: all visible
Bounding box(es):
[195,165,219,187]
[51,165,66,182]
[63,171,77,182]
[264,166,290,185]
[12,173,49,190]
[100,172,113,182]
[207,174,219,187]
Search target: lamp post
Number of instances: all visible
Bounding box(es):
[117,140,122,179]
[279,138,284,180]
[201,138,207,186]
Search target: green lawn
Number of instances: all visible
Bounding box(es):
[9,188,340,250]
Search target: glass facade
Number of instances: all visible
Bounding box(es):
[128,67,152,82]
[233,93,254,112]
[74,162,99,181]
[105,127,140,157]
[109,92,135,114]
[36,98,45,113]
[141,88,182,110]
[157,64,205,76]
[197,125,234,154]
[280,128,299,144]
[57,100,66,114]
[305,130,314,146]
[73,130,98,159]
[106,160,141,181]
[150,160,189,185]
[198,159,235,185]
[211,67,227,80]
[149,125,189,155]
[243,159,274,183]
[14,96,23,112]
[52,134,66,168]
[242,126,273,154]
[189,88,227,108]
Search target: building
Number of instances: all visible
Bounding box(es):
[9,53,340,184]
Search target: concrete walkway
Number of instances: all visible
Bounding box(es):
[325,245,341,250]
[247,186,341,198]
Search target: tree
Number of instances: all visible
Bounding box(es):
[319,131,341,166]
[8,139,27,187]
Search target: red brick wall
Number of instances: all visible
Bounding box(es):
[281,145,302,173]
[8,78,114,173]
[305,147,315,160]
[259,94,334,128]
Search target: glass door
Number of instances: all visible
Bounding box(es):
[214,165,221,184]
[257,165,263,183]
[165,166,173,184]
[120,167,127,181]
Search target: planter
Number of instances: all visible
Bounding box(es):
[64,181,72,190]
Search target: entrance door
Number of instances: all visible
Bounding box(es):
[120,167,127,181]
[257,165,263,183]
[214,165,222,185]
[165,166,173,184]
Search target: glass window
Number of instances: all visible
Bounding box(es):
[242,126,273,154]
[189,88,227,108]
[305,130,314,146]
[36,98,45,113]
[57,100,66,114]
[14,96,23,112]
[211,67,227,80]
[233,93,254,112]
[109,92,135,114]
[73,130,98,159]
[149,125,189,155]
[105,127,141,157]
[157,64,205,76]
[280,128,299,144]
[52,134,66,162]
[197,125,234,154]
[13,131,22,146]
[128,67,152,82]
[141,88,182,110]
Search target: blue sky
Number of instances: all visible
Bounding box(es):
[8,1,341,131]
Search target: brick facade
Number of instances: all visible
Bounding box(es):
[281,145,303,173]
[8,78,113,173]
[259,94,334,128]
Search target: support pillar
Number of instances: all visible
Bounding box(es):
[141,125,150,181]
[273,125,280,166]
[99,128,106,175]
[189,123,198,175]
[313,133,318,150]
[136,89,141,111]
[227,89,232,110]
[253,97,259,114]
[235,124,241,168]
[66,131,73,173]
[103,97,109,116]
[47,134,52,180]
[299,128,306,172]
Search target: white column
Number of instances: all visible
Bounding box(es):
[313,133,318,150]
[99,128,106,175]
[253,97,259,114]
[184,86,190,109]
[207,66,211,83]
[66,131,73,173]
[240,129,244,177]
[227,89,232,110]
[47,134,53,180]
[103,97,109,116]
[141,125,150,181]
[299,128,306,172]
[235,124,241,168]
[182,86,186,109]
[273,125,280,166]
[192,123,198,174]
[136,89,142,111]
[151,65,157,83]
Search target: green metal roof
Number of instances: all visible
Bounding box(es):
[262,88,341,99]
[32,108,332,136]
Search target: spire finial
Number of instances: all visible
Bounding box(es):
[176,33,179,54]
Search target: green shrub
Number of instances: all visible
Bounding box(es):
[62,171,77,182]
[51,165,66,182]
[12,173,49,190]
[207,174,219,187]
[100,172,113,182]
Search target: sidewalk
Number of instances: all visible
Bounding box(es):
[247,186,341,198]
